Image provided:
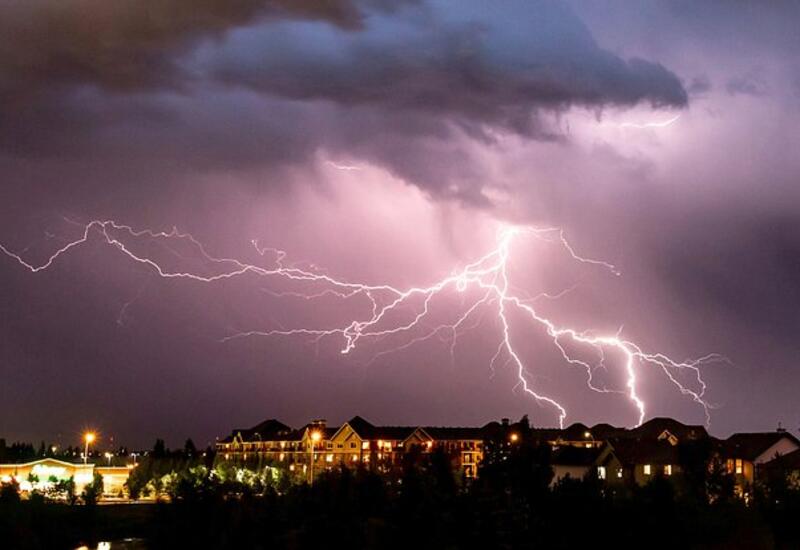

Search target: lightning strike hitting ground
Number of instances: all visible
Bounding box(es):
[0,220,718,428]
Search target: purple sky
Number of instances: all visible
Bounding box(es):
[1,1,799,449]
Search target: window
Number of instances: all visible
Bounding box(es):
[337,444,343,449]
[643,464,652,475]
[362,441,370,450]
[597,466,607,480]
[735,459,743,474]
[664,464,672,476]
[617,469,623,478]
[326,454,333,463]
[350,442,356,449]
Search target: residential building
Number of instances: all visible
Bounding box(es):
[719,430,800,496]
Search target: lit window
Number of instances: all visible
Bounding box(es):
[351,454,358,461]
[326,454,333,463]
[643,464,652,475]
[735,459,743,475]
[597,466,606,480]
[664,464,672,476]
[362,441,369,450]
[279,453,285,461]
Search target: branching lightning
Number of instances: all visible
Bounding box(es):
[1,220,719,428]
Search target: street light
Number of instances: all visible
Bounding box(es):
[83,432,96,466]
[309,430,322,485]
[509,433,519,443]
[105,452,113,466]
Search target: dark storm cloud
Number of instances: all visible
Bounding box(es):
[0,0,687,202]
[0,0,372,97]
[209,3,687,127]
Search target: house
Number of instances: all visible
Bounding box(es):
[719,430,800,495]
[550,445,609,484]
[605,438,681,485]
[628,417,708,446]
[761,448,800,486]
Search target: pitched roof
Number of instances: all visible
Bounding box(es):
[630,417,708,441]
[220,418,294,443]
[721,432,800,461]
[343,416,416,441]
[608,438,680,466]
[299,424,340,440]
[551,446,603,467]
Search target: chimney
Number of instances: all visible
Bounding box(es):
[501,418,509,427]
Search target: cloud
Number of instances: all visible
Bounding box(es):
[0,0,687,203]
[726,73,768,97]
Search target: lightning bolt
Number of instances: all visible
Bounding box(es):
[325,160,364,171]
[619,114,681,129]
[0,220,719,428]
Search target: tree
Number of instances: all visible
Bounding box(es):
[183,438,197,458]
[81,471,104,505]
[153,438,167,459]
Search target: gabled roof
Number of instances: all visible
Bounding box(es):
[220,418,294,443]
[336,416,416,441]
[346,416,377,438]
[608,438,680,466]
[551,446,603,467]
[721,432,800,461]
[299,424,340,440]
[630,417,708,441]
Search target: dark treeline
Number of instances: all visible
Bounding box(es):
[2,434,800,549]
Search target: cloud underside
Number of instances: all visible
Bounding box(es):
[0,0,687,201]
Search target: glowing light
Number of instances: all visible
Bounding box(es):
[84,432,96,444]
[310,431,322,443]
[0,220,720,428]
[510,433,519,443]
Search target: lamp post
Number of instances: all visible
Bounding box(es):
[83,432,96,466]
[309,430,322,485]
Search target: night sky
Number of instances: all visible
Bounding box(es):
[2,1,799,450]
